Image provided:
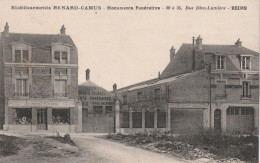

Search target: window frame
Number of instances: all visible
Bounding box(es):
[54,51,68,64]
[242,81,251,98]
[241,56,251,70]
[15,79,28,97]
[137,92,143,102]
[216,56,226,70]
[153,88,161,99]
[54,79,67,97]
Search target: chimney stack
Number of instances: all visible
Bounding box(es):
[195,35,202,50]
[86,69,90,80]
[170,46,176,60]
[192,36,195,48]
[235,38,242,47]
[3,22,9,37]
[60,25,66,35]
[113,83,117,92]
[158,71,161,78]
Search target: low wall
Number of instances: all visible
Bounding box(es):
[48,125,75,133]
[8,125,35,132]
[120,128,167,134]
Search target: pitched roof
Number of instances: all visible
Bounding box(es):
[117,70,206,93]
[1,33,76,49]
[161,43,259,79]
[185,43,259,55]
[117,78,159,93]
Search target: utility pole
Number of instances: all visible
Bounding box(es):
[208,63,212,130]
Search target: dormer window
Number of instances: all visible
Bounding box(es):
[15,50,29,63]
[11,42,32,63]
[216,56,225,70]
[54,51,68,64]
[241,56,251,70]
[51,43,71,64]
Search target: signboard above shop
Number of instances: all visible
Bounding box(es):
[8,99,75,108]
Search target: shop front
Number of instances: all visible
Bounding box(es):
[4,99,81,133]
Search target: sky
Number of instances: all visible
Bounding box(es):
[0,0,259,91]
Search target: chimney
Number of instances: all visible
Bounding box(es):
[86,69,90,80]
[235,38,242,47]
[158,71,161,78]
[60,25,66,35]
[170,46,176,60]
[113,83,117,92]
[195,35,203,50]
[3,22,9,37]
[192,36,195,48]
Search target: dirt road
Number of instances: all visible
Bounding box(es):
[71,135,190,163]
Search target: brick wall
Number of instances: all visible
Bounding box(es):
[168,70,209,103]
[68,68,78,99]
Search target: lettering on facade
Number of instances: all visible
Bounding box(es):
[8,100,75,107]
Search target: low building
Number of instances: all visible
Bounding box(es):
[78,69,115,133]
[116,36,259,134]
[0,23,82,132]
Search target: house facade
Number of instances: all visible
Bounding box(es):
[116,36,259,134]
[0,23,82,132]
[78,69,115,133]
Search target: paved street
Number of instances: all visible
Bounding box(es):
[70,134,190,163]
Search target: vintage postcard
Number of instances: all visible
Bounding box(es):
[0,0,259,162]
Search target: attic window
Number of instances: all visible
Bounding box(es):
[54,51,68,64]
[241,56,251,70]
[216,56,225,70]
[15,50,29,63]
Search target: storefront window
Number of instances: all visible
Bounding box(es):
[13,108,32,124]
[52,109,70,124]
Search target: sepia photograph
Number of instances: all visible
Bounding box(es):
[0,0,259,162]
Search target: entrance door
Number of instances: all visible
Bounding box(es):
[37,109,47,130]
[214,109,221,132]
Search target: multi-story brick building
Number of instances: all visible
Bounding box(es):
[0,23,82,132]
[78,69,115,133]
[116,36,259,134]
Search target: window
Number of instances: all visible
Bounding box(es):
[154,88,160,99]
[241,56,251,70]
[13,108,32,124]
[54,51,68,64]
[145,111,154,128]
[157,110,166,128]
[242,81,251,98]
[227,107,254,116]
[216,56,225,70]
[93,106,103,114]
[16,79,27,96]
[120,112,129,128]
[55,80,67,97]
[132,112,142,128]
[137,92,143,102]
[123,95,127,104]
[52,109,70,124]
[15,50,29,63]
[105,106,112,113]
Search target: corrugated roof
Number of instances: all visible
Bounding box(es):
[1,33,76,49]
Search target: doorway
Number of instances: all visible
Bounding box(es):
[214,109,221,132]
[37,108,47,130]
